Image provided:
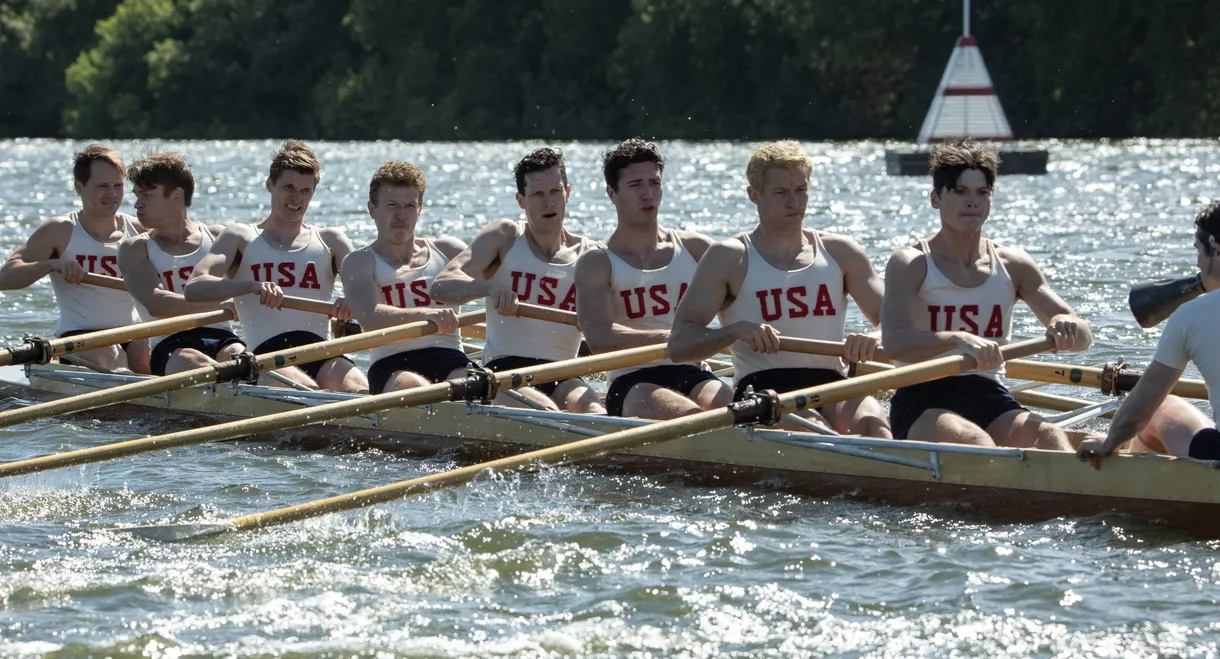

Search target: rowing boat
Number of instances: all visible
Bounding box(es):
[2,360,1216,537]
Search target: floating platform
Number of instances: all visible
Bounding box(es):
[884,148,1049,176]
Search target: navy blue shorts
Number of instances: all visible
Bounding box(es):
[252,330,354,382]
[485,356,562,397]
[733,367,846,401]
[368,347,472,394]
[1189,427,1220,460]
[150,327,244,376]
[889,374,1025,440]
[606,364,721,417]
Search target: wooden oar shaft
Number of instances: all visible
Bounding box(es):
[218,337,1052,534]
[80,272,336,315]
[0,310,486,429]
[0,309,235,367]
[0,344,667,478]
[1004,360,1209,400]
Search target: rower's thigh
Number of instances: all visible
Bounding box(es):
[492,386,560,411]
[165,347,215,374]
[382,370,431,393]
[318,358,369,394]
[622,383,701,420]
[259,366,318,389]
[689,378,732,410]
[125,339,151,374]
[822,396,892,438]
[73,345,126,371]
[986,409,1071,451]
[1141,395,1211,457]
[552,377,605,414]
[907,409,996,446]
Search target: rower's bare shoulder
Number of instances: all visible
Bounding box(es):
[994,243,1043,280]
[316,225,352,246]
[885,245,928,282]
[675,230,715,260]
[339,246,375,277]
[818,232,872,262]
[705,235,747,262]
[575,247,612,282]
[204,224,227,239]
[432,235,468,259]
[121,213,147,233]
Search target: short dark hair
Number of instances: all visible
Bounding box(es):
[73,144,125,185]
[369,161,426,205]
[127,152,195,207]
[602,138,664,191]
[1194,200,1220,251]
[269,139,320,184]
[929,138,1001,194]
[514,148,568,194]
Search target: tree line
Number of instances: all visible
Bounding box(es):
[2,0,1218,141]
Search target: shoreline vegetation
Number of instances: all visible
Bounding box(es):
[2,0,1218,142]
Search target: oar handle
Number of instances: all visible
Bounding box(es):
[778,337,893,363]
[81,272,344,316]
[1005,359,1209,400]
[514,302,578,326]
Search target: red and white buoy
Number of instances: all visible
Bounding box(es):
[886,0,1047,175]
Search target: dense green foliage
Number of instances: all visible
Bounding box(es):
[1,0,1218,140]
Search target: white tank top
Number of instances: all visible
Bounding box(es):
[134,226,234,346]
[366,241,462,363]
[604,230,700,380]
[719,232,847,381]
[233,225,334,349]
[901,239,1016,379]
[51,212,141,335]
[482,223,593,363]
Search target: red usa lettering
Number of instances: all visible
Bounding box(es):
[928,304,1005,337]
[380,278,443,308]
[160,266,195,293]
[755,285,837,322]
[75,254,120,277]
[620,283,688,320]
[510,270,577,311]
[249,262,322,290]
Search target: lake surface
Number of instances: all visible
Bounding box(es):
[0,138,1217,657]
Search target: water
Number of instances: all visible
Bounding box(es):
[1,138,1218,656]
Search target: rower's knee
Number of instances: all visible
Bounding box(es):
[623,384,700,420]
[1143,395,1210,457]
[1031,422,1072,452]
[165,348,214,374]
[690,379,733,410]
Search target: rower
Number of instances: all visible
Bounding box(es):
[669,141,890,436]
[881,138,1089,449]
[0,144,150,373]
[339,161,469,394]
[575,138,732,419]
[184,140,368,393]
[1077,201,1220,462]
[117,153,245,376]
[432,147,605,412]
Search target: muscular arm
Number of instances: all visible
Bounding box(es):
[1098,361,1183,454]
[881,248,969,362]
[184,224,257,301]
[575,250,670,353]
[668,240,745,362]
[431,220,514,303]
[118,236,223,317]
[0,217,73,289]
[1005,246,1093,351]
[339,249,446,330]
[319,227,356,277]
[823,234,884,326]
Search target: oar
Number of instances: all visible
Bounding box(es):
[125,336,1055,542]
[1128,273,1204,328]
[0,309,234,367]
[1004,360,1208,400]
[0,343,669,480]
[0,307,489,429]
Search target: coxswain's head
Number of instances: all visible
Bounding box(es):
[1194,200,1220,291]
[73,144,125,216]
[265,140,320,224]
[367,160,426,245]
[128,152,193,229]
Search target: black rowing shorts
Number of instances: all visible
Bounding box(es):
[606,364,721,417]
[368,346,472,395]
[889,374,1025,440]
[150,327,244,376]
[252,330,354,382]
